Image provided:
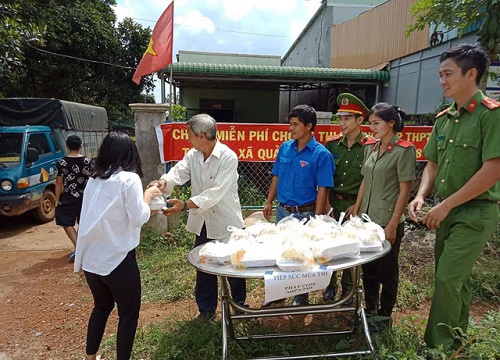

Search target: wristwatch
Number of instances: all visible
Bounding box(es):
[183,201,188,212]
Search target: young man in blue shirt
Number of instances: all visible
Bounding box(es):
[263,104,335,306]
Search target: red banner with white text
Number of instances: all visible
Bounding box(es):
[155,123,432,163]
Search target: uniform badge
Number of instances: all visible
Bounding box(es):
[300,160,309,167]
[341,98,349,105]
[466,100,477,112]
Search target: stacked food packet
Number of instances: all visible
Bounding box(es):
[198,213,385,271]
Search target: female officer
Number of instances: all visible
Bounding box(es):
[353,103,416,326]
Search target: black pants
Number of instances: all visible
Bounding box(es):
[84,249,141,360]
[362,222,404,317]
[195,224,246,315]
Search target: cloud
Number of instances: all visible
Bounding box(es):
[176,10,216,35]
[220,0,301,20]
[114,0,323,101]
[114,0,322,49]
[114,2,135,23]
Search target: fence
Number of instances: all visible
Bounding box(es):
[168,160,427,211]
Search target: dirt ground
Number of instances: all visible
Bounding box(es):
[0,214,497,360]
[0,213,197,360]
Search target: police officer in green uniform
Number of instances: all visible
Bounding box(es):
[353,103,415,327]
[323,93,371,302]
[409,44,500,356]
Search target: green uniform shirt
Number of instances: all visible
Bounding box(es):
[325,132,367,215]
[360,135,416,226]
[325,131,367,195]
[424,91,500,201]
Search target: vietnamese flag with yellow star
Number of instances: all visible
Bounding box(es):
[132,1,174,85]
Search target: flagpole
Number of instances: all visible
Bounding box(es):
[160,74,166,104]
[169,65,173,119]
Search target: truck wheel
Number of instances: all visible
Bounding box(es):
[32,189,56,223]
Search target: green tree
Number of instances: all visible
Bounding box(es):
[0,2,44,92]
[0,0,156,125]
[407,0,500,88]
[407,0,488,38]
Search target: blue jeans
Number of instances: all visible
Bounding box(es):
[276,204,315,223]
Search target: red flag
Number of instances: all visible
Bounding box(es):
[132,1,174,84]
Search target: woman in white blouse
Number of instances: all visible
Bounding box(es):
[74,131,161,360]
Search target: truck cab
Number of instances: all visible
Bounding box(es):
[0,126,66,222]
[0,98,107,223]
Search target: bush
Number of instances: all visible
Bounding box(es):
[169,104,187,122]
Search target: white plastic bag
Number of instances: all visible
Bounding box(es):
[199,241,232,264]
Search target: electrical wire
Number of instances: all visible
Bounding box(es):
[25,43,136,70]
[133,19,289,38]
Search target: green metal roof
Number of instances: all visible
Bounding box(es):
[163,62,389,83]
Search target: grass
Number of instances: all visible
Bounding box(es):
[137,216,195,302]
[99,218,500,359]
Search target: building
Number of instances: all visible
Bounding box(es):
[283,0,485,116]
[163,50,389,124]
[161,0,487,123]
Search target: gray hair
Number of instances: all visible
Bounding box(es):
[186,114,217,140]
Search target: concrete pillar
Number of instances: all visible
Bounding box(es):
[130,103,169,232]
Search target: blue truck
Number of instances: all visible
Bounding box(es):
[0,98,108,222]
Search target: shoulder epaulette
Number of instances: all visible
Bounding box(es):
[360,135,375,145]
[363,138,378,145]
[481,97,500,110]
[326,134,343,142]
[395,139,413,148]
[435,107,451,118]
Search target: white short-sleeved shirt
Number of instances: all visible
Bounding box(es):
[74,171,151,275]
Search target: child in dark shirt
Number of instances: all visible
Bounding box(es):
[55,135,92,263]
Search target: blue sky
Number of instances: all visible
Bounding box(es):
[114,0,322,100]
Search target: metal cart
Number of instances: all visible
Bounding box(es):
[188,240,391,359]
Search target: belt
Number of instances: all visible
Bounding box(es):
[278,202,316,213]
[333,192,357,201]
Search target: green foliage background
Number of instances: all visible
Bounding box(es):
[1,0,156,127]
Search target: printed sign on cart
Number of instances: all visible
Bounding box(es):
[263,268,333,303]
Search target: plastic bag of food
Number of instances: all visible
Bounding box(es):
[227,226,252,243]
[312,235,360,263]
[199,241,232,264]
[245,221,277,237]
[342,214,385,252]
[303,216,337,242]
[230,242,280,269]
[276,245,314,271]
[149,195,167,211]
[276,215,305,233]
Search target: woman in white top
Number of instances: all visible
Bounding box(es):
[74,131,161,360]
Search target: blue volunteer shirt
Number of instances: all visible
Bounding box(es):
[272,136,335,206]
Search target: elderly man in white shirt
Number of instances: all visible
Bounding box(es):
[153,113,247,320]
